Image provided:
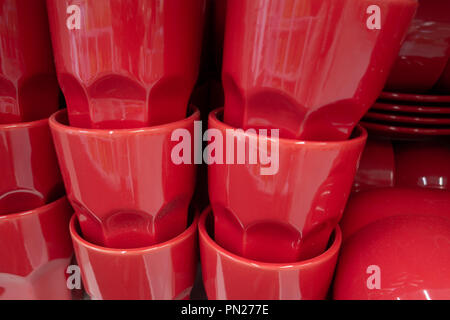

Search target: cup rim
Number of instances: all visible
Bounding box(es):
[209,108,367,146]
[0,196,68,221]
[69,211,199,255]
[49,105,200,136]
[0,116,50,131]
[199,206,342,270]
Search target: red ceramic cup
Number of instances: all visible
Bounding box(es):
[222,0,417,140]
[49,107,199,249]
[0,0,59,124]
[208,108,367,263]
[340,187,450,240]
[0,197,74,300]
[46,0,205,129]
[70,212,198,300]
[0,118,64,215]
[385,0,450,93]
[199,207,341,300]
[334,215,450,300]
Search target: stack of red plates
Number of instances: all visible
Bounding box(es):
[361,91,450,140]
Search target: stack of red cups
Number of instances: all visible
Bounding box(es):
[199,0,417,300]
[0,0,73,300]
[46,0,205,300]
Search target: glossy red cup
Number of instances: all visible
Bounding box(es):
[70,212,198,300]
[334,215,450,300]
[222,0,417,140]
[49,107,199,249]
[385,0,450,93]
[46,0,205,129]
[0,118,64,215]
[0,197,74,300]
[208,108,367,263]
[199,207,341,300]
[0,0,59,124]
[340,187,450,240]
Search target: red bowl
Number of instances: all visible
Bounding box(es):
[199,207,342,300]
[364,111,450,125]
[70,212,199,300]
[372,102,450,115]
[340,187,450,240]
[384,0,450,93]
[0,197,74,300]
[0,0,59,124]
[0,117,64,215]
[208,108,366,263]
[46,0,205,129]
[361,121,450,140]
[380,91,450,103]
[222,0,417,140]
[50,107,199,249]
[334,215,450,300]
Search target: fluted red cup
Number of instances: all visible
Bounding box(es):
[0,197,73,300]
[50,107,199,249]
[46,0,205,129]
[208,108,367,263]
[222,0,417,140]
[70,212,198,300]
[0,118,64,215]
[0,0,59,124]
[199,207,342,300]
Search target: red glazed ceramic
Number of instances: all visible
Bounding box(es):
[0,197,73,300]
[394,140,450,190]
[0,118,64,215]
[70,212,199,300]
[334,215,450,300]
[436,60,450,93]
[222,0,417,140]
[46,0,205,129]
[361,121,450,139]
[364,111,450,125]
[208,108,367,263]
[385,0,450,93]
[372,102,450,115]
[0,0,59,124]
[50,107,199,249]
[340,187,450,240]
[380,91,450,103]
[352,137,395,192]
[199,207,342,300]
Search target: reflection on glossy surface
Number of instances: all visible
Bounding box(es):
[353,138,395,192]
[385,0,450,92]
[199,207,341,300]
[0,119,64,215]
[50,108,199,248]
[208,109,366,263]
[222,0,417,140]
[0,0,59,124]
[394,140,450,190]
[47,0,205,129]
[334,215,450,300]
[70,213,198,300]
[340,187,450,240]
[0,197,73,300]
